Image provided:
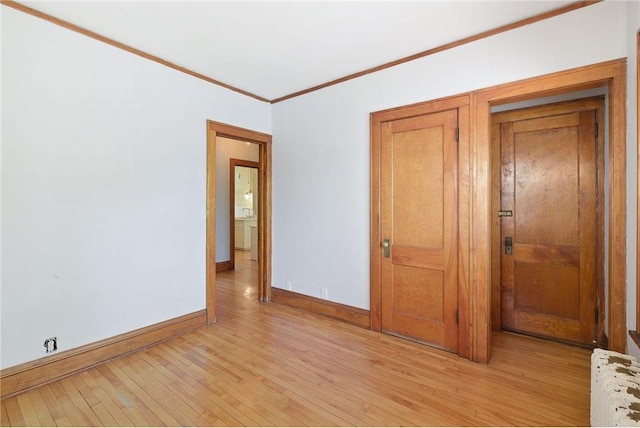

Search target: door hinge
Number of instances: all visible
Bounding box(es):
[594,122,598,138]
[455,127,459,143]
[455,309,459,325]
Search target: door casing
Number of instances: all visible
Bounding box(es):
[473,59,627,361]
[206,120,272,324]
[371,58,627,362]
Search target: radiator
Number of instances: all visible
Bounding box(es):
[591,348,640,426]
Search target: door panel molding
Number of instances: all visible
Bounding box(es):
[475,59,626,360]
[491,97,607,345]
[371,58,626,363]
[206,121,272,325]
[495,101,601,346]
[371,94,471,358]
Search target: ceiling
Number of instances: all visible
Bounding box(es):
[19,0,580,101]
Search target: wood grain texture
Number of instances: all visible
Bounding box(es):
[271,288,370,329]
[260,139,273,302]
[472,98,493,363]
[370,114,383,332]
[206,120,273,323]
[474,58,627,359]
[206,125,218,324]
[595,99,606,346]
[381,109,459,351]
[0,311,206,399]
[490,121,502,331]
[371,94,470,353]
[607,62,627,352]
[216,260,232,272]
[457,104,471,359]
[492,97,606,346]
[498,106,598,346]
[0,252,592,427]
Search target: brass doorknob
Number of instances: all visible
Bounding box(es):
[382,239,391,258]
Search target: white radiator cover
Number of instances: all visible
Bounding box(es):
[591,348,640,426]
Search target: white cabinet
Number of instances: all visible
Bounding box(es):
[235,218,256,250]
[234,221,244,250]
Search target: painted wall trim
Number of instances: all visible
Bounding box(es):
[472,58,627,361]
[0,310,206,399]
[271,288,371,329]
[2,0,599,105]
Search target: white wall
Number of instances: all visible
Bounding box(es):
[215,137,259,262]
[271,1,628,309]
[1,7,270,369]
[2,0,636,371]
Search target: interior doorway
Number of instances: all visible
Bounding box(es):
[471,59,627,362]
[206,120,272,325]
[230,159,260,271]
[490,96,606,348]
[370,59,626,363]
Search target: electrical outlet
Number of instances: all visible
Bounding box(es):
[44,337,57,354]
[286,280,292,291]
[321,287,328,300]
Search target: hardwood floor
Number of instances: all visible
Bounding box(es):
[1,250,591,426]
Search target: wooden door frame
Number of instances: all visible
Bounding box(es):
[490,97,606,347]
[371,94,472,358]
[371,58,627,362]
[206,120,272,324]
[229,158,260,270]
[472,58,627,361]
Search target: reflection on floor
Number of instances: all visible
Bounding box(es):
[218,250,259,302]
[1,248,592,426]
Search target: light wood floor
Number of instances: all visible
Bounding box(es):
[1,250,591,426]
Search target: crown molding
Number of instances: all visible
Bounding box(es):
[271,0,601,103]
[0,0,270,103]
[2,0,601,104]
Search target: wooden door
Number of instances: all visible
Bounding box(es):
[498,105,600,346]
[380,109,458,352]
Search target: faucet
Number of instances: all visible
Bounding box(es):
[243,208,251,218]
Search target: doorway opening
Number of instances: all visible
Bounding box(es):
[230,159,260,271]
[490,92,607,348]
[472,59,627,361]
[370,58,626,363]
[206,120,272,325]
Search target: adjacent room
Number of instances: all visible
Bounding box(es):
[2,0,639,425]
